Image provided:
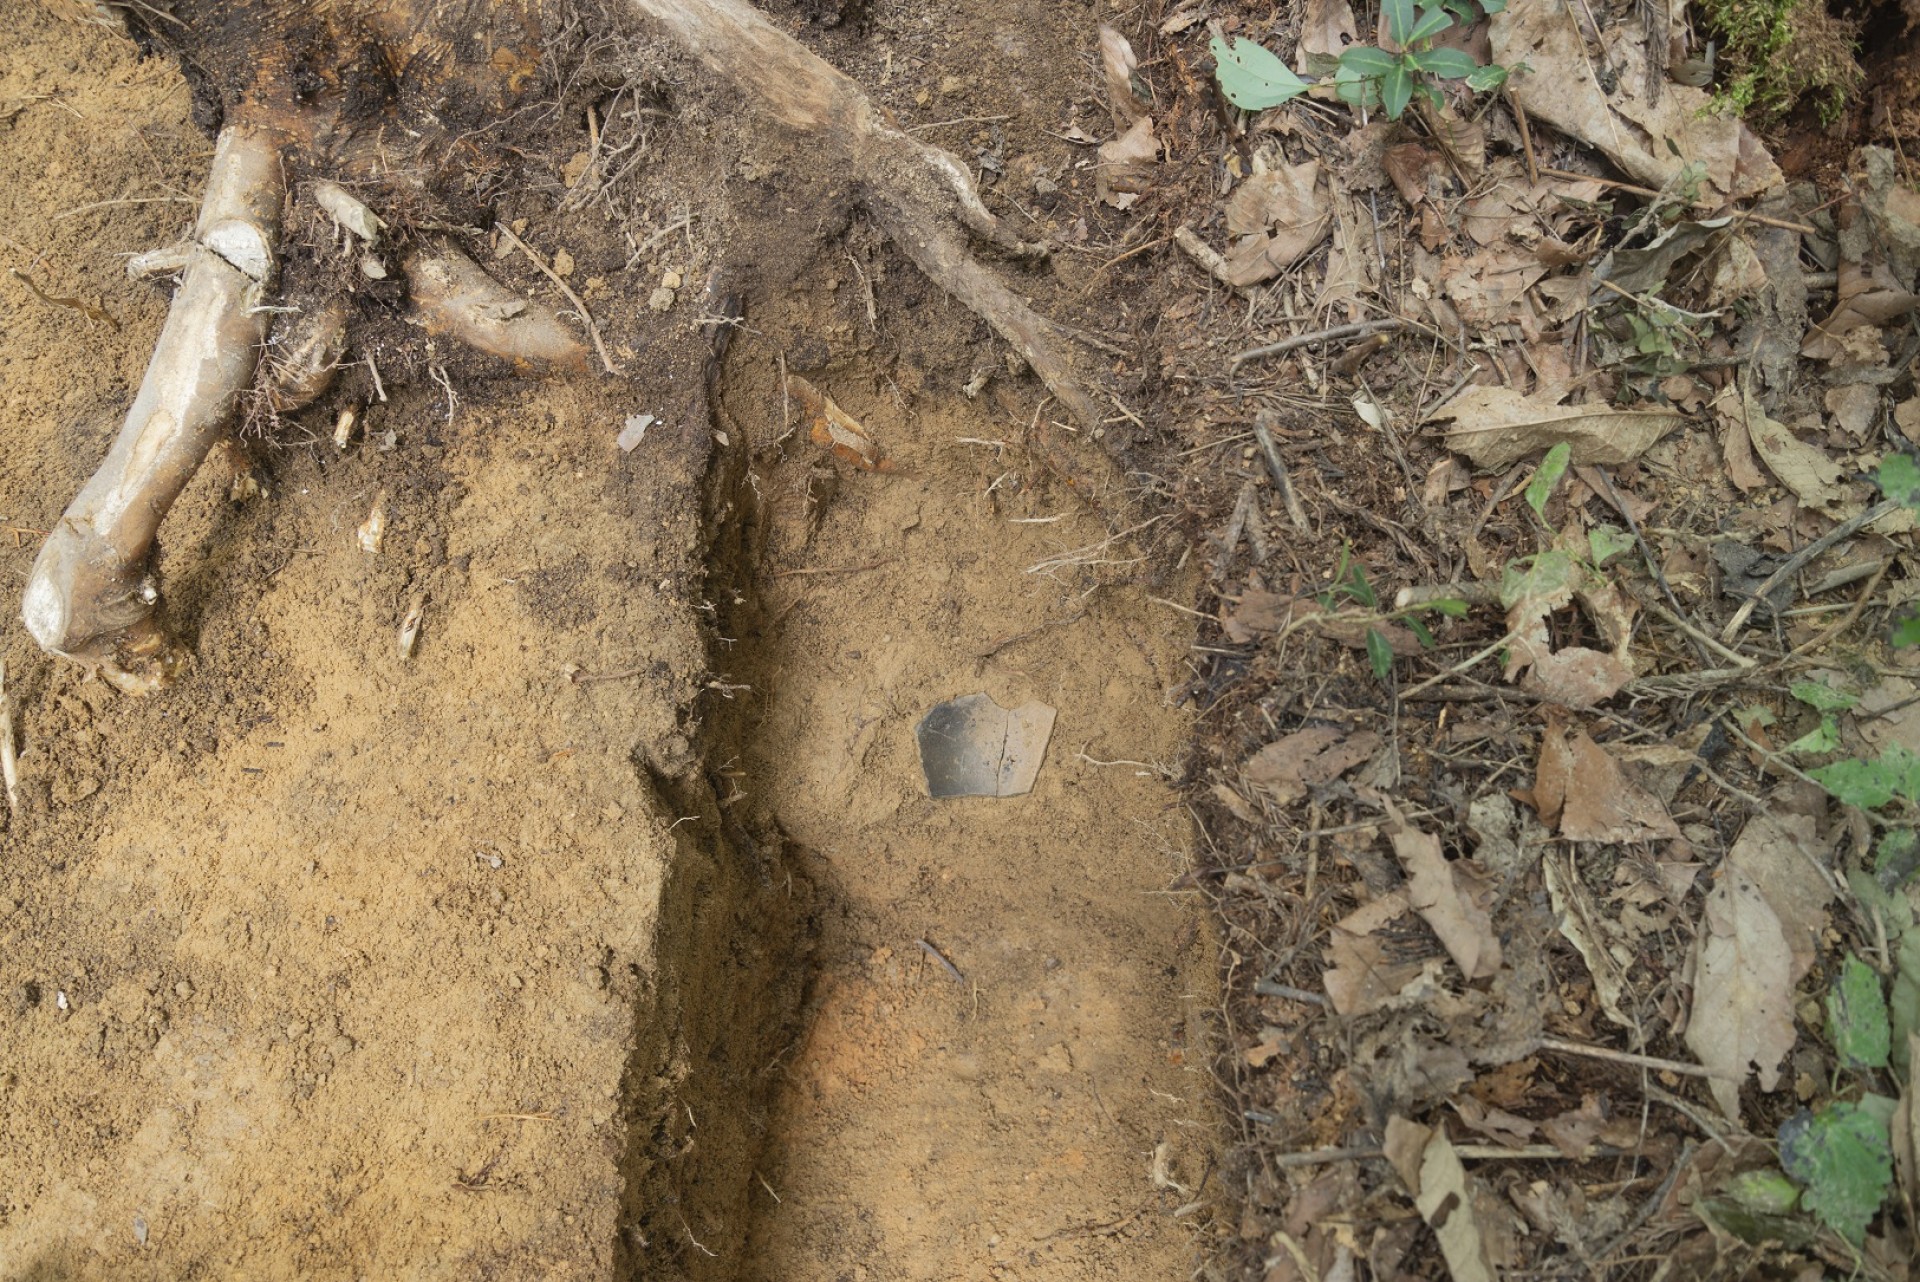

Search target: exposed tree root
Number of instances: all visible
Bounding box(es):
[22,122,284,693]
[628,0,1103,430]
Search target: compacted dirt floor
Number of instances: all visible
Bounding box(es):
[0,3,1216,1278]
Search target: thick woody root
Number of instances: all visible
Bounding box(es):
[628,0,1105,435]
[21,123,284,693]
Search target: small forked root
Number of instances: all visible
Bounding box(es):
[21,123,284,692]
[628,0,1103,430]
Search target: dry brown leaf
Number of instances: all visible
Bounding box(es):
[1724,812,1834,986]
[1389,804,1502,981]
[1223,160,1331,286]
[1454,1096,1537,1148]
[1714,385,1769,492]
[1296,0,1358,69]
[1740,387,1849,512]
[1514,644,1632,709]
[1895,397,1920,448]
[1382,143,1445,207]
[1441,249,1548,328]
[1502,550,1633,709]
[1896,1032,1920,1210]
[1414,1126,1496,1282]
[788,374,894,471]
[1434,385,1684,471]
[1383,1114,1430,1192]
[1323,889,1429,1016]
[1491,0,1780,201]
[1803,257,1920,361]
[1096,116,1159,210]
[1223,591,1423,655]
[1533,722,1679,842]
[1242,726,1383,806]
[1687,865,1798,1120]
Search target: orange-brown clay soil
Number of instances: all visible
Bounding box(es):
[0,3,1216,1278]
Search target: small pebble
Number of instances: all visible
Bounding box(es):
[553,248,575,278]
[661,269,682,290]
[173,981,194,1000]
[648,287,676,312]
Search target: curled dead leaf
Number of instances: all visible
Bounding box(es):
[1222,160,1332,286]
[1532,719,1679,842]
[1096,116,1159,210]
[1388,803,1502,981]
[1242,725,1383,806]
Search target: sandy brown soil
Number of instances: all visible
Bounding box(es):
[0,2,1216,1278]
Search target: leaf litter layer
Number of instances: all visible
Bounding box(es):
[1101,0,1920,1276]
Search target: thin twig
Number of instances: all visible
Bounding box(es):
[494,221,619,376]
[1230,319,1406,374]
[916,938,966,984]
[1785,558,1893,660]
[1718,499,1899,643]
[1537,1035,1731,1080]
[1537,167,1819,234]
[1251,411,1310,532]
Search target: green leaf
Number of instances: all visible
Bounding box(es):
[1427,597,1471,617]
[1210,37,1312,109]
[1498,549,1576,611]
[1727,1169,1801,1215]
[1790,679,1858,712]
[1345,563,1378,609]
[1414,47,1479,79]
[1524,442,1572,518]
[1810,744,1920,810]
[1784,714,1841,755]
[1878,453,1920,510]
[1407,6,1454,43]
[1382,0,1415,44]
[1464,62,1510,91]
[1381,61,1414,118]
[1365,627,1395,679]
[1779,1103,1893,1244]
[1828,955,1892,1071]
[1338,45,1400,77]
[1405,616,1437,649]
[1890,927,1920,1074]
[1587,524,1636,567]
[1893,610,1920,649]
[1478,0,1507,11]
[1875,828,1920,891]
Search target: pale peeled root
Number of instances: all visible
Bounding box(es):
[629,0,1103,430]
[21,124,283,693]
[405,244,589,371]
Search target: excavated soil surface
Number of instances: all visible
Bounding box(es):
[0,4,1215,1279]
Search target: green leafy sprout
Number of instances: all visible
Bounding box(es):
[1314,546,1466,682]
[1211,0,1513,122]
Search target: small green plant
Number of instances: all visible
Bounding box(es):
[1313,545,1466,681]
[1211,0,1512,121]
